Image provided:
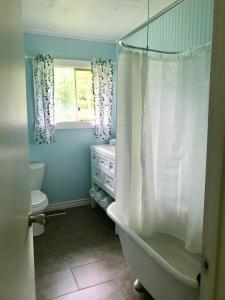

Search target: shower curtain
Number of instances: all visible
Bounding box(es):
[116,46,211,254]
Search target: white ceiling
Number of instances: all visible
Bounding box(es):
[22,0,175,42]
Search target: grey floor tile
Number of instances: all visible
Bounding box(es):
[36,269,78,300]
[50,281,117,300]
[72,260,113,289]
[34,206,153,300]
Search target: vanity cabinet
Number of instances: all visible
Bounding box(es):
[91,145,116,206]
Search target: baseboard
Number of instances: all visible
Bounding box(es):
[46,198,91,212]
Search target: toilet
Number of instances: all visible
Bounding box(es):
[30,162,49,236]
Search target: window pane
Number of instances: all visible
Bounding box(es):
[75,70,95,121]
[55,67,76,122]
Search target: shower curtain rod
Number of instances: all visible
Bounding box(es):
[119,0,191,55]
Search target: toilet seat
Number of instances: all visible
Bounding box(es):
[31,190,48,213]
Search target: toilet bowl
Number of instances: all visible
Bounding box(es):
[30,162,49,236]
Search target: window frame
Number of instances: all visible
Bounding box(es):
[54,59,95,129]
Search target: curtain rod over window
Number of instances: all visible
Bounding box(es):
[119,0,212,55]
[24,55,116,65]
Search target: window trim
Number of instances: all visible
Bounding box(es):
[54,59,91,69]
[54,59,95,129]
[56,120,95,130]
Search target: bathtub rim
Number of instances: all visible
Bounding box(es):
[107,202,200,289]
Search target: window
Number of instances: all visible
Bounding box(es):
[54,60,95,128]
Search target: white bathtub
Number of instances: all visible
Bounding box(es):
[107,202,201,300]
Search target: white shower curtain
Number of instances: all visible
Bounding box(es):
[116,46,211,254]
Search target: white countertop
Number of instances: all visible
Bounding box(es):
[91,144,116,158]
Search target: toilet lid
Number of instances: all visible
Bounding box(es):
[31,190,48,209]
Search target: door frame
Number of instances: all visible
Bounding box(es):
[200,0,225,299]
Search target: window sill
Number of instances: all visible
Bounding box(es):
[56,121,95,129]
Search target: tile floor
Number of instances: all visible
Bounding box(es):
[34,205,153,300]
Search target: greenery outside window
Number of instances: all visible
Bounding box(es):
[54,60,95,128]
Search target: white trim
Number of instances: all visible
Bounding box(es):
[56,121,95,129]
[23,29,116,43]
[54,59,91,69]
[46,198,91,212]
[200,1,225,299]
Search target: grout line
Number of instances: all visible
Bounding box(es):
[35,247,122,280]
[76,279,114,291]
[67,247,122,271]
[48,279,114,300]
[69,258,102,270]
[47,285,79,300]
[70,267,80,290]
[48,289,77,300]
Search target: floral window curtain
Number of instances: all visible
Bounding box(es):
[91,59,113,140]
[32,54,55,144]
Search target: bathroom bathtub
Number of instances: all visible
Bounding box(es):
[107,202,201,300]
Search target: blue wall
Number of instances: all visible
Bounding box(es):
[24,33,117,204]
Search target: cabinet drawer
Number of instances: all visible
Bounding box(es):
[92,151,110,170]
[91,151,98,164]
[92,167,103,183]
[91,145,116,198]
[109,160,115,174]
[104,174,114,191]
[98,156,110,170]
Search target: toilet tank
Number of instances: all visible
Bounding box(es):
[29,162,45,191]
